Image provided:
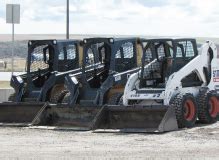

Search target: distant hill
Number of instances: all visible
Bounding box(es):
[0,34,218,59]
[0,41,27,58]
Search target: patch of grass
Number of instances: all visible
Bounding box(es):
[0,81,11,88]
[0,58,26,72]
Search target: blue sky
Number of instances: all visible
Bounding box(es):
[0,0,219,37]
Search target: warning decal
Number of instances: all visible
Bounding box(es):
[213,70,219,82]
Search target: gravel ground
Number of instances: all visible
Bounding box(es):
[0,122,219,160]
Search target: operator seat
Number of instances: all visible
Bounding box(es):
[157,57,172,87]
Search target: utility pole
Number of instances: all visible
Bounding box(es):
[66,0,69,39]
[12,17,14,74]
[6,4,20,75]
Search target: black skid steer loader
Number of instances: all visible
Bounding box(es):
[0,39,84,126]
[9,39,83,103]
[41,37,144,129]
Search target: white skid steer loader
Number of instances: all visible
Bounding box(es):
[92,38,219,132]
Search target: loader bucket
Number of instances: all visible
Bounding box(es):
[43,105,102,130]
[92,105,178,132]
[0,102,48,126]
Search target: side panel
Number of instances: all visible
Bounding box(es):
[208,42,219,91]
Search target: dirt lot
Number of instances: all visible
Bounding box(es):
[0,122,218,160]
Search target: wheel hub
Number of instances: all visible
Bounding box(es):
[184,99,195,121]
[209,97,218,118]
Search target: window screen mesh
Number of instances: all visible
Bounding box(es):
[67,45,76,60]
[179,41,195,57]
[85,42,107,66]
[156,44,165,58]
[176,46,183,57]
[145,48,152,62]
[116,42,134,58]
[30,45,49,72]
[58,48,64,60]
[86,48,95,66]
[143,60,161,78]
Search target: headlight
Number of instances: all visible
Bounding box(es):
[109,38,114,43]
[53,40,57,45]
[16,76,24,83]
[71,77,79,84]
[83,39,87,44]
[28,41,32,45]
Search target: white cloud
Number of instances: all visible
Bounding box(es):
[0,0,219,37]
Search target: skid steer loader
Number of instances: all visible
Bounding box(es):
[0,39,84,126]
[92,38,219,132]
[42,37,144,129]
[0,37,143,128]
[9,39,83,103]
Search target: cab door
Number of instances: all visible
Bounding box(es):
[57,43,78,72]
[115,41,137,72]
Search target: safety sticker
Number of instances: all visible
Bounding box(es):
[115,75,121,81]
[213,70,219,82]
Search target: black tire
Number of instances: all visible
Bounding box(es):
[170,93,198,128]
[50,92,61,103]
[8,93,16,102]
[49,86,65,103]
[118,95,123,105]
[62,92,70,103]
[197,88,219,124]
[57,90,69,103]
[108,93,123,105]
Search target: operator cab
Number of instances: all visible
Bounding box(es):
[139,38,199,88]
[82,38,138,89]
[81,38,111,89]
[27,40,80,88]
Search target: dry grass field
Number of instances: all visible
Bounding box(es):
[0,58,26,72]
[0,81,10,88]
[1,34,219,43]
